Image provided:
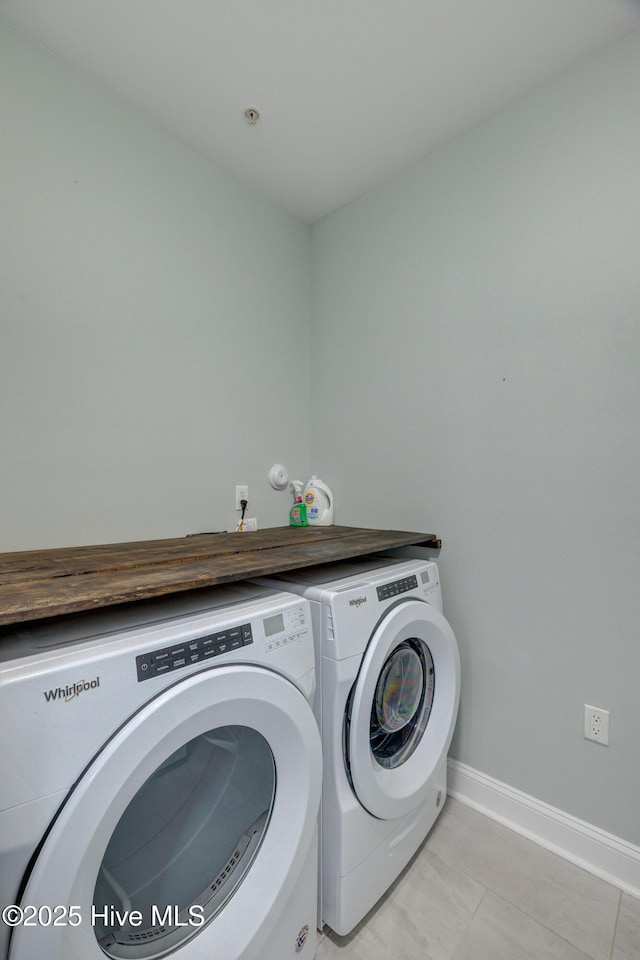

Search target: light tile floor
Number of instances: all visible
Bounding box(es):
[315,798,640,960]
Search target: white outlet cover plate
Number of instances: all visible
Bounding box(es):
[584,704,610,745]
[235,485,248,511]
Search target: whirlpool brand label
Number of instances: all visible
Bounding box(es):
[295,925,310,952]
[43,677,100,703]
[349,596,367,608]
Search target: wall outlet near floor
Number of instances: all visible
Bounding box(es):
[584,704,610,745]
[241,517,258,532]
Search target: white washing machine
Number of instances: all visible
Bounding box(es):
[0,584,322,960]
[258,557,460,936]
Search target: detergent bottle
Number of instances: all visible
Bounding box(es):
[289,481,308,526]
[303,476,334,526]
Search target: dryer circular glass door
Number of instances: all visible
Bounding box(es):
[346,599,460,821]
[9,664,321,960]
[92,724,275,957]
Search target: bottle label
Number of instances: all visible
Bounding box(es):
[290,506,308,526]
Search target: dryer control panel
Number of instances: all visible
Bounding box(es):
[136,624,253,681]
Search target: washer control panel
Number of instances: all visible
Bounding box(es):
[377,574,418,602]
[136,623,253,681]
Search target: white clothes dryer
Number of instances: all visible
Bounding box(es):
[258,558,460,936]
[0,584,321,960]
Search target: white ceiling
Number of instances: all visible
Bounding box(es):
[2,0,640,223]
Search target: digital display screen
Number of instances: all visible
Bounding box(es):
[263,613,285,638]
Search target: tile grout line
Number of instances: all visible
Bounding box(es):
[607,890,623,960]
[493,891,608,960]
[449,886,489,960]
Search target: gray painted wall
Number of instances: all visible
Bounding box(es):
[1,22,310,550]
[310,29,640,843]
[2,17,639,847]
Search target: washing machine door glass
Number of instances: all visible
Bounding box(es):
[346,599,460,821]
[371,640,435,769]
[93,725,275,958]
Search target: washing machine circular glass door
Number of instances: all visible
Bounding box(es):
[8,664,321,960]
[345,599,460,820]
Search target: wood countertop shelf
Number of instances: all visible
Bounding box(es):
[0,525,441,627]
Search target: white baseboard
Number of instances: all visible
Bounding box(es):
[447,758,640,899]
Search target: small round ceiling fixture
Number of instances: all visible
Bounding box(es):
[243,106,261,126]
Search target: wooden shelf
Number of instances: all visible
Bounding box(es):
[0,526,440,627]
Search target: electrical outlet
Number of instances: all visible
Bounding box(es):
[584,704,610,745]
[242,518,258,532]
[235,485,248,511]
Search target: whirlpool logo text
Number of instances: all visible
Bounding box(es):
[43,677,100,703]
[349,596,367,608]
